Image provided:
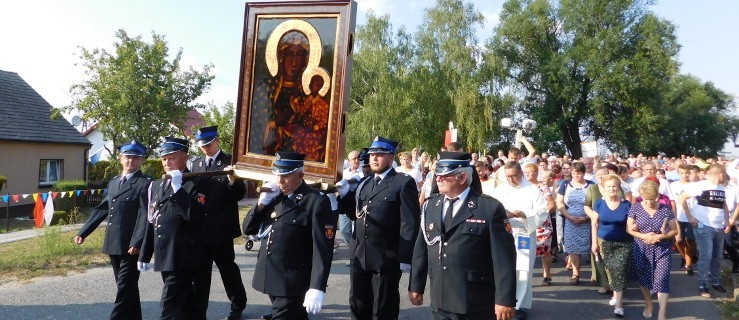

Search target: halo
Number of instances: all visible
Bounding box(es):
[265,19,323,77]
[302,67,331,97]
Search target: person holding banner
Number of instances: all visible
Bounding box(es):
[492,161,549,320]
[75,140,152,320]
[137,137,211,320]
[409,152,516,320]
[243,152,337,320]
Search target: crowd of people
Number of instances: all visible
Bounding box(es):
[371,137,739,320]
[73,128,739,320]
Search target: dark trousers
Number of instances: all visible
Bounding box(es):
[349,262,402,320]
[109,254,142,320]
[194,241,247,315]
[160,266,209,320]
[268,295,308,320]
[432,308,495,320]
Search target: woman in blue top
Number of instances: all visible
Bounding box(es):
[556,162,595,284]
[591,174,632,318]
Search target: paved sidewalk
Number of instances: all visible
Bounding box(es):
[0,223,85,244]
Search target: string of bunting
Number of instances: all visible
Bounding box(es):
[0,188,107,203]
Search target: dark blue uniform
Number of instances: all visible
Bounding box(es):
[243,181,336,320]
[190,151,247,316]
[410,191,516,319]
[138,173,210,320]
[77,170,151,320]
[344,168,421,320]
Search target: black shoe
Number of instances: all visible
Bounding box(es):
[260,313,273,320]
[687,267,694,276]
[713,284,728,294]
[226,310,243,320]
[516,309,528,320]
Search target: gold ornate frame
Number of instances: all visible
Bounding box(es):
[233,1,356,183]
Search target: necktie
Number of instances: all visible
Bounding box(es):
[206,158,213,170]
[372,176,381,193]
[119,176,127,189]
[443,197,459,232]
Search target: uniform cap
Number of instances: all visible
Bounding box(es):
[272,152,305,175]
[435,151,471,176]
[368,136,398,155]
[194,126,218,147]
[159,137,190,156]
[119,140,146,157]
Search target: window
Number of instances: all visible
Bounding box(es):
[39,160,62,186]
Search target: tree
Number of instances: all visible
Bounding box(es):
[488,0,679,158]
[656,75,737,157]
[196,101,236,155]
[65,29,214,158]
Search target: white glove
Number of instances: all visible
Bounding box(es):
[137,261,151,272]
[349,173,363,191]
[400,263,411,272]
[223,165,235,183]
[335,180,351,197]
[169,170,183,192]
[302,289,324,314]
[326,193,338,211]
[258,182,280,205]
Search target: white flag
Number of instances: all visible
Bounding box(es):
[44,192,55,226]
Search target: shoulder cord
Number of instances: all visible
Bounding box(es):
[355,177,371,219]
[419,200,444,261]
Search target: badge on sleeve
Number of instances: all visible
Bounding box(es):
[325,225,335,239]
[195,193,206,205]
[504,220,512,233]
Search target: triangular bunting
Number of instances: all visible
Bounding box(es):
[44,192,55,226]
[32,193,38,202]
[75,190,81,197]
[32,195,44,228]
[41,193,48,202]
[22,194,30,199]
[68,191,74,197]
[60,192,66,198]
[83,190,89,195]
[1,195,8,203]
[12,195,19,203]
[91,189,97,195]
[52,192,59,199]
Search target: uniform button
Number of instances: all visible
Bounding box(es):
[108,222,112,225]
[443,242,448,246]
[292,219,296,223]
[364,236,368,239]
[111,208,114,210]
[269,241,273,244]
[158,235,161,238]
[204,214,208,216]
[157,225,161,228]
[442,266,447,270]
[271,230,275,233]
[112,199,116,202]
[369,200,372,203]
[443,254,447,258]
[364,224,368,227]
[470,228,474,232]
[126,197,130,200]
[267,251,271,255]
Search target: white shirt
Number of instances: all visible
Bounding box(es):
[492,179,549,235]
[670,181,691,222]
[630,176,674,200]
[395,166,423,184]
[685,180,726,228]
[442,187,471,221]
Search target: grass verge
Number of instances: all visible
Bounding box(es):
[718,267,739,319]
[0,226,107,284]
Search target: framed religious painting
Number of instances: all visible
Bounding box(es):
[232,0,356,184]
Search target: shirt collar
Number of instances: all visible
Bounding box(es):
[206,149,222,162]
[445,187,471,202]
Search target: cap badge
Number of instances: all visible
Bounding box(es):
[275,153,282,160]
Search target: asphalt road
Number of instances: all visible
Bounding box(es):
[0,239,725,320]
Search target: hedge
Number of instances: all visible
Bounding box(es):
[89,159,163,183]
[52,180,89,213]
[142,160,164,180]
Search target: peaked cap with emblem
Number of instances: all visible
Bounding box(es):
[368,136,398,155]
[119,140,147,157]
[159,136,190,156]
[435,151,472,176]
[272,151,305,175]
[194,125,218,147]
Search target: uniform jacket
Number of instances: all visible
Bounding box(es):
[243,181,337,296]
[409,190,517,314]
[77,170,152,255]
[190,151,246,242]
[138,172,209,272]
[343,168,421,270]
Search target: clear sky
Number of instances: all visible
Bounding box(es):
[1,0,736,117]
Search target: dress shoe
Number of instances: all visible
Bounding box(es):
[261,313,273,320]
[515,309,528,320]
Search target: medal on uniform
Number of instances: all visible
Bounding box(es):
[271,212,277,218]
[428,223,434,230]
[467,200,474,208]
[295,193,303,201]
[435,199,441,206]
[216,160,222,167]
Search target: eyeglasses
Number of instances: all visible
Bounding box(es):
[562,167,571,170]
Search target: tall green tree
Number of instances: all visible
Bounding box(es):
[196,101,236,155]
[656,75,737,157]
[66,29,214,158]
[488,0,679,158]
